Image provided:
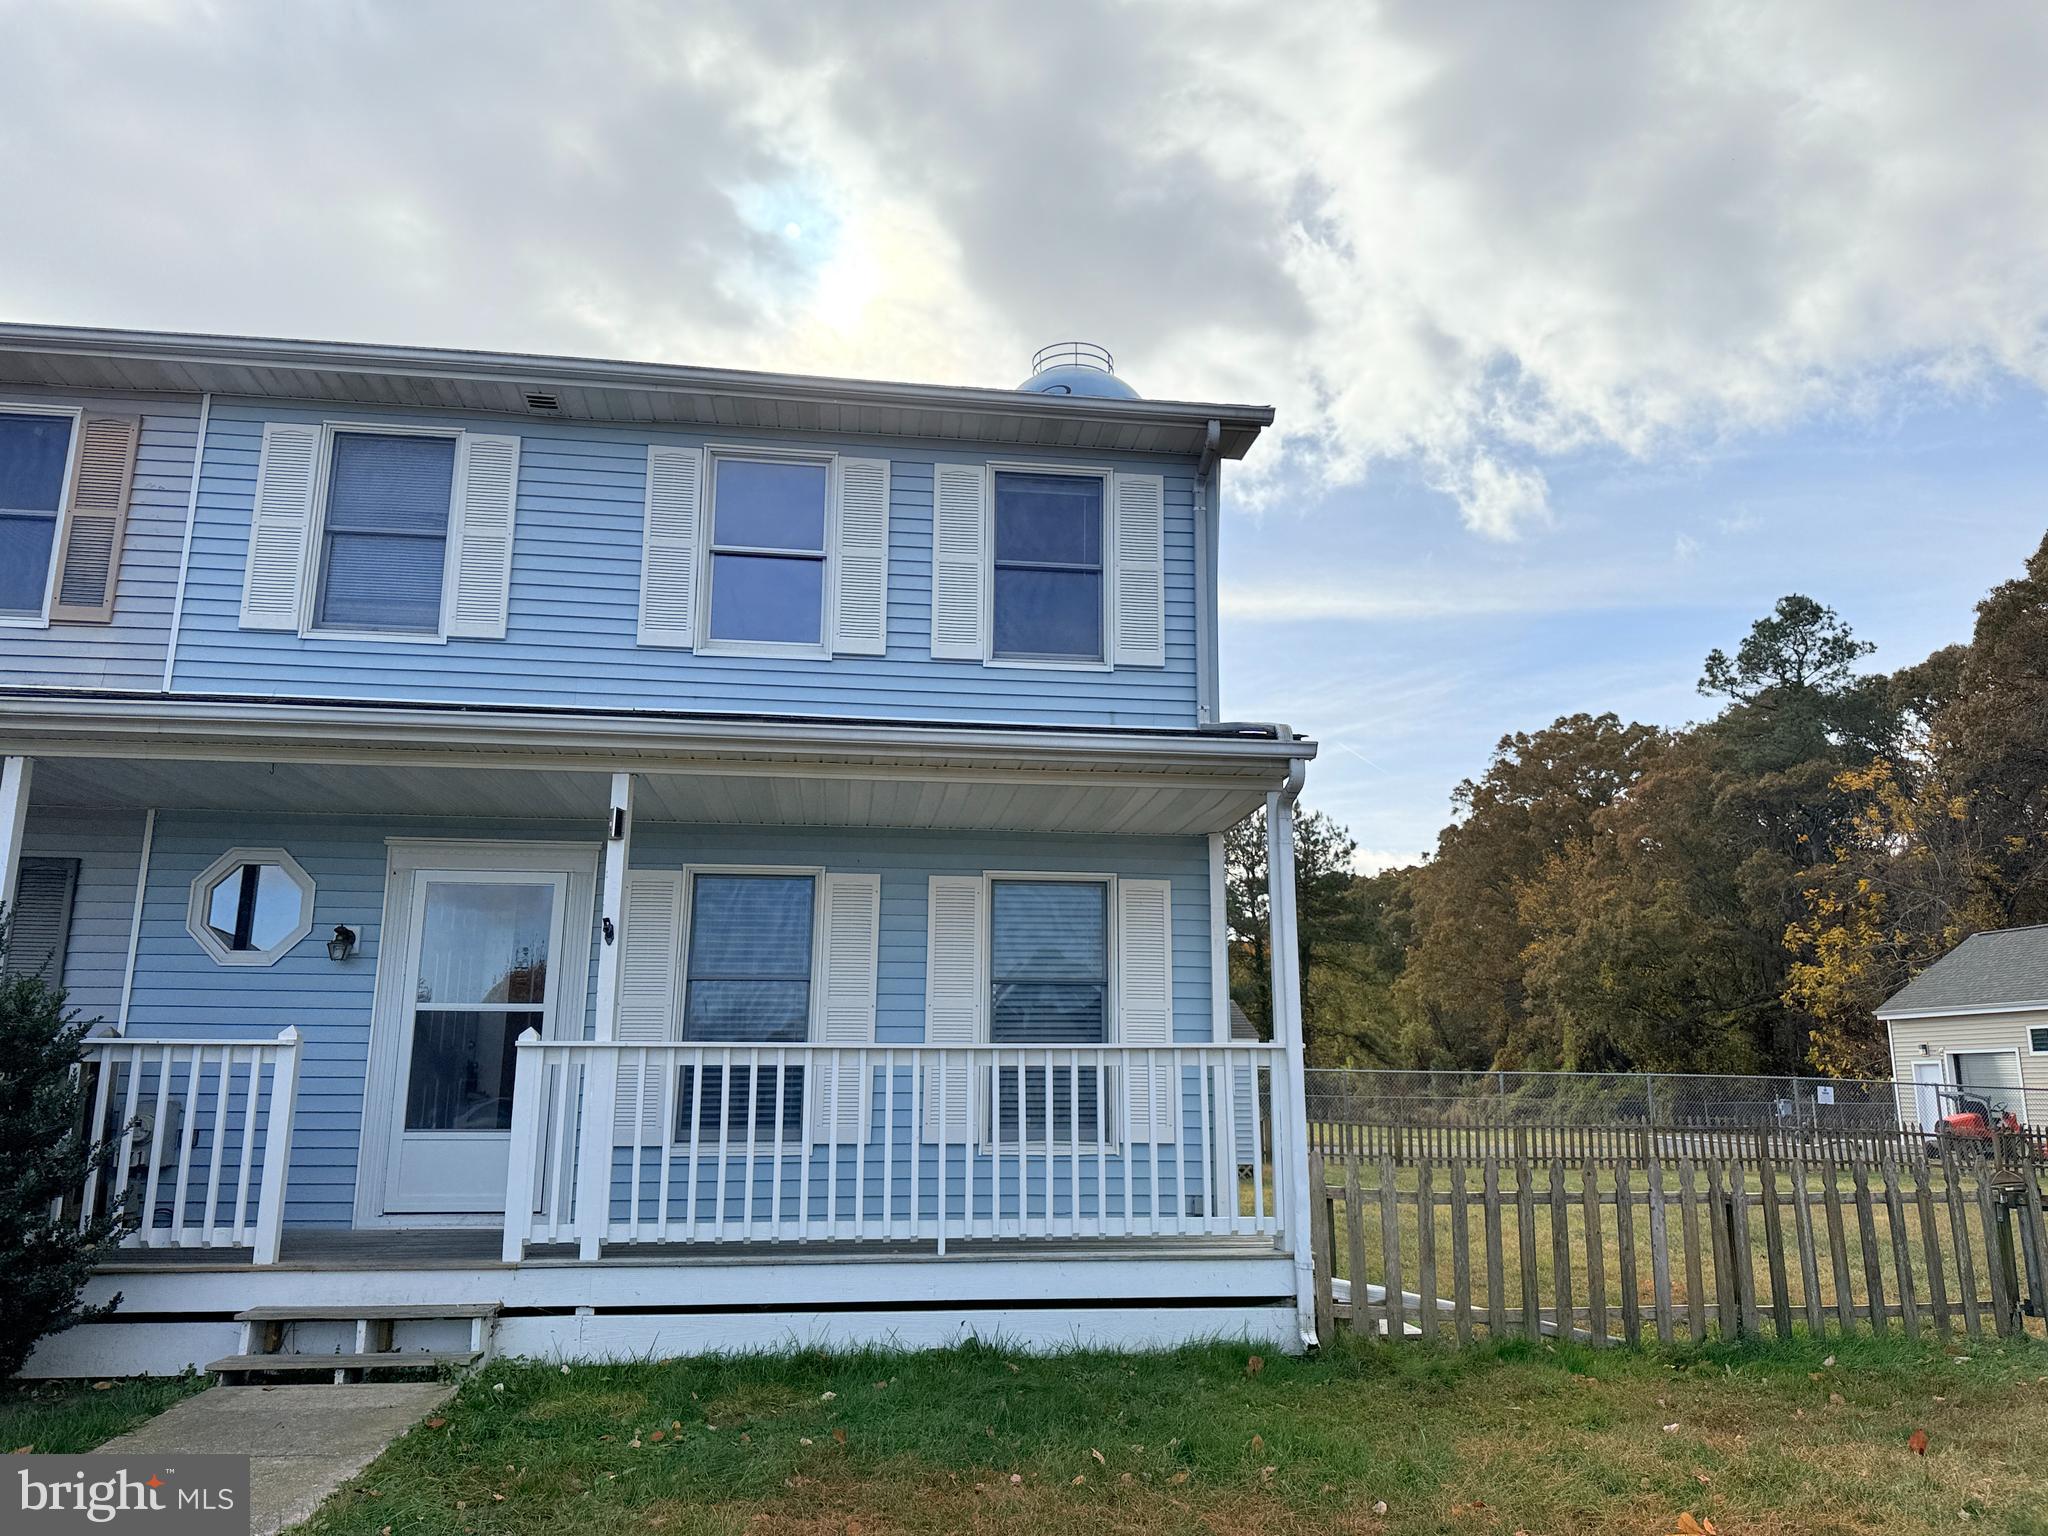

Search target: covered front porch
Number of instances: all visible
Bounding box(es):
[0,697,1319,1358]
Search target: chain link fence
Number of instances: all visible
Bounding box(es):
[1305,1067,1912,1133]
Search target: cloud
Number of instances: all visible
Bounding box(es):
[4,1,2048,538]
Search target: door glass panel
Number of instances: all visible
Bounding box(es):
[405,1009,539,1130]
[415,882,552,1005]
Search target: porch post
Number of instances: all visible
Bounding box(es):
[0,755,31,914]
[1266,770,1318,1349]
[576,772,634,1259]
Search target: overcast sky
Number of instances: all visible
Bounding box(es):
[5,1,2046,866]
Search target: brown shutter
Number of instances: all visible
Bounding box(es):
[50,413,141,623]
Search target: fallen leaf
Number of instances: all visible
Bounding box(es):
[425,1418,447,1430]
[1010,1473,1022,1485]
[648,1430,663,1443]
[10,1447,30,1456]
[671,1421,681,1430]
[490,1494,505,1503]
[1663,1423,1681,1433]
[1246,1355,1265,1375]
[1372,1500,1389,1516]
[92,1382,112,1392]
[1120,1473,1133,1486]
[1089,1448,1105,1465]
[1829,1393,1846,1405]
[846,1524,863,1536]
[1260,1465,1276,1483]
[799,1437,813,1446]
[1072,1474,1086,1485]
[740,1432,750,1444]
[1823,1354,1836,1367]
[1909,1429,1929,1456]
[1169,1470,1190,1485]
[628,1438,641,1449]
[832,1428,847,1446]
[1251,1433,1265,1453]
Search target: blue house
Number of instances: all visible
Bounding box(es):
[0,326,1317,1374]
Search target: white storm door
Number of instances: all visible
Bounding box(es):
[1912,1059,1943,1131]
[382,869,571,1215]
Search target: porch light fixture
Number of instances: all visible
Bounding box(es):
[326,924,358,962]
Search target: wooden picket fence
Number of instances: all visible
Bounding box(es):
[1312,1117,1929,1168]
[1310,1136,2048,1347]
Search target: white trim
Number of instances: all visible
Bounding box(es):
[981,870,1119,1043]
[163,392,211,690]
[352,837,600,1229]
[301,421,465,645]
[695,447,836,660]
[116,807,154,1029]
[1208,830,1228,1041]
[2029,1023,2048,1056]
[183,845,316,967]
[1876,998,2048,1022]
[0,401,84,628]
[982,459,1114,671]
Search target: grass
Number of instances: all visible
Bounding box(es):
[0,1372,208,1454]
[296,1334,2048,1536]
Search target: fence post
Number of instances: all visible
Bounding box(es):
[501,1030,545,1263]
[252,1028,301,1267]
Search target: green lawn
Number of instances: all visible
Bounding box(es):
[295,1335,2048,1536]
[0,1373,208,1454]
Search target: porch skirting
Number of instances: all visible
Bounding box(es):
[24,1237,1298,1376]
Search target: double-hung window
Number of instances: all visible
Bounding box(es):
[313,430,458,635]
[990,878,1109,1142]
[705,456,830,650]
[0,410,75,620]
[676,872,816,1139]
[991,471,1104,662]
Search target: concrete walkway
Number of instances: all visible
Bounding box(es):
[101,1382,456,1535]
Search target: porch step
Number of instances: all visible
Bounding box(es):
[234,1304,500,1323]
[204,1350,481,1378]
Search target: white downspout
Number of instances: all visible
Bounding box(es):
[162,391,212,693]
[1194,420,1221,725]
[1265,743,1316,1347]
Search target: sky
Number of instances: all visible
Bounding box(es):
[3,0,2046,868]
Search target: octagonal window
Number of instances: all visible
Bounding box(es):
[187,848,315,966]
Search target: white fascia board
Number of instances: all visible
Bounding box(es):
[0,694,1315,782]
[1875,999,2048,1023]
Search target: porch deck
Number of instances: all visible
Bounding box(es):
[96,1226,1284,1272]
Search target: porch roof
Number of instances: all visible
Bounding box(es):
[2,692,1313,837]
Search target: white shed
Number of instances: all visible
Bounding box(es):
[1877,925,2048,1130]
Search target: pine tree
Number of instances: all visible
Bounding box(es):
[0,911,128,1378]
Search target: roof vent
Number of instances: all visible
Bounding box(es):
[1017,341,1140,400]
[521,387,562,413]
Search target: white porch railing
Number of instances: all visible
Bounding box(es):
[75,1029,302,1264]
[502,1038,1293,1261]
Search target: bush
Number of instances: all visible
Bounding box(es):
[0,909,128,1379]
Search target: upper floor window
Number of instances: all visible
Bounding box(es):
[0,410,75,619]
[991,471,1103,662]
[313,430,459,635]
[706,457,829,650]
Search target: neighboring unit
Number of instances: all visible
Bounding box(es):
[1878,925,2048,1131]
[0,325,1317,1375]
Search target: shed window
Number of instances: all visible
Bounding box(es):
[314,431,457,633]
[990,878,1108,1141]
[992,472,1103,661]
[676,873,815,1139]
[0,411,74,618]
[2031,1026,2048,1055]
[706,458,828,647]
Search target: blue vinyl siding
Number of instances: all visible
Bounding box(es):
[168,403,1202,728]
[0,390,200,689]
[102,812,1210,1228]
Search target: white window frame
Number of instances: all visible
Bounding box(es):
[982,870,1120,1151]
[2028,1024,2048,1056]
[185,845,317,968]
[302,420,466,645]
[671,863,827,1145]
[697,446,838,660]
[0,401,83,629]
[983,461,1114,673]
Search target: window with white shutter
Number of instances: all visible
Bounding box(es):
[831,457,890,655]
[1116,878,1175,1143]
[991,473,1106,664]
[929,462,986,660]
[637,444,703,648]
[447,433,520,639]
[613,868,683,1141]
[677,872,816,1141]
[0,408,78,622]
[814,872,881,1140]
[990,878,1109,1143]
[311,431,458,635]
[239,422,322,630]
[922,874,984,1140]
[1110,472,1165,667]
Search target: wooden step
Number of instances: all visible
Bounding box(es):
[234,1303,500,1323]
[206,1349,481,1376]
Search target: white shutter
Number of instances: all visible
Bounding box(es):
[813,872,881,1140]
[1111,472,1166,667]
[922,874,985,1141]
[50,414,140,623]
[637,444,703,648]
[447,433,519,639]
[832,457,890,655]
[612,868,684,1141]
[239,422,321,630]
[2,857,78,986]
[1117,878,1175,1143]
[929,462,986,660]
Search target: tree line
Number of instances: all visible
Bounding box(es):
[1229,531,2048,1079]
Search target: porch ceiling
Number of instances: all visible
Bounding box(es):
[24,753,1270,835]
[5,695,1308,835]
